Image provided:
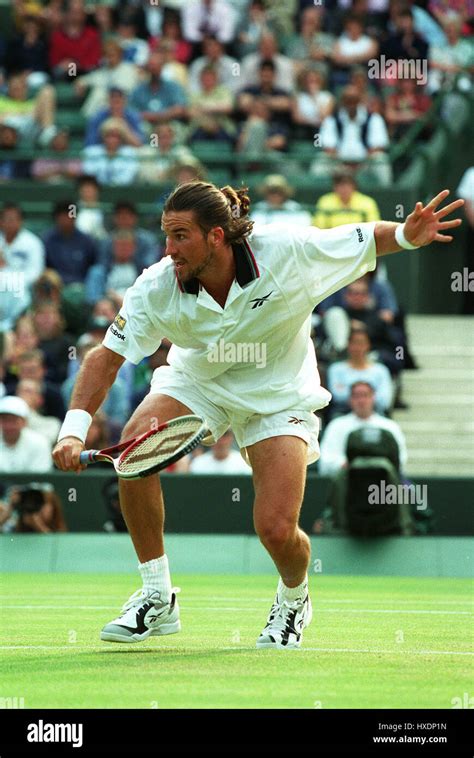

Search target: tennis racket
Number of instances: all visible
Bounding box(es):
[79,414,209,479]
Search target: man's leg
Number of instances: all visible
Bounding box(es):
[247,435,310,586]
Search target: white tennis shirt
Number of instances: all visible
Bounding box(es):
[102,222,377,414]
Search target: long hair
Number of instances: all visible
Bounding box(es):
[163,181,254,244]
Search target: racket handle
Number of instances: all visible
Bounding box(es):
[80,450,97,465]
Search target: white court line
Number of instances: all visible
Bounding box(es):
[0,644,472,656]
[0,604,471,615]
[0,596,470,606]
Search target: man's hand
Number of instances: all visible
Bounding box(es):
[404,189,464,247]
[52,437,86,473]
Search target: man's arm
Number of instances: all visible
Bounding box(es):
[375,189,464,257]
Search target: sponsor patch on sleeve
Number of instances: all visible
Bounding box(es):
[113,314,126,330]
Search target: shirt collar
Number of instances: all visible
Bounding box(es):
[177,237,260,295]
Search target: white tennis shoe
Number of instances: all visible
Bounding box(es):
[256,591,312,649]
[100,587,181,643]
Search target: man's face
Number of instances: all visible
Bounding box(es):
[148,53,164,78]
[113,236,135,263]
[55,211,75,235]
[162,210,217,283]
[18,359,44,381]
[350,385,375,418]
[348,332,370,359]
[1,209,22,239]
[109,92,125,115]
[0,414,25,445]
[0,126,18,149]
[114,208,137,230]
[335,179,355,204]
[260,66,275,88]
[345,283,370,311]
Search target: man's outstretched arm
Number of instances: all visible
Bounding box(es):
[374,189,464,257]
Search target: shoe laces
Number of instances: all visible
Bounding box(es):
[267,597,302,634]
[121,586,181,612]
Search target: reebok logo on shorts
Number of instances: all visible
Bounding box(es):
[288,417,305,424]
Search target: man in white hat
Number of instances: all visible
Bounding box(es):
[0,396,52,473]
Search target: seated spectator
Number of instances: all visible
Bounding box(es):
[0,72,56,147]
[12,484,67,533]
[95,231,151,302]
[331,14,378,88]
[82,118,139,186]
[0,122,31,180]
[31,268,63,309]
[312,172,381,228]
[327,327,393,417]
[182,0,237,48]
[292,67,334,140]
[149,13,192,66]
[85,86,145,148]
[188,35,239,94]
[31,127,82,182]
[0,203,45,329]
[5,314,39,367]
[428,13,473,94]
[241,32,295,90]
[173,157,207,185]
[5,348,65,419]
[31,301,73,385]
[319,381,407,477]
[49,1,101,79]
[109,202,159,266]
[4,10,49,90]
[188,65,235,144]
[251,175,312,226]
[75,175,107,240]
[381,8,429,84]
[76,39,141,118]
[385,78,432,140]
[284,6,334,73]
[116,15,151,67]
[189,431,252,473]
[42,200,99,287]
[137,122,195,183]
[313,85,392,186]
[91,297,117,324]
[0,395,52,472]
[236,0,271,58]
[62,334,129,430]
[154,39,189,91]
[130,51,187,131]
[16,377,61,446]
[347,65,382,113]
[237,59,292,151]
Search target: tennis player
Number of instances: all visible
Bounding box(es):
[52,183,463,648]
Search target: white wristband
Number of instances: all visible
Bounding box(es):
[395,223,419,250]
[57,409,92,444]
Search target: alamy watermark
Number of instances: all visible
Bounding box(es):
[207,339,267,369]
[0,271,25,298]
[368,481,428,511]
[368,56,428,86]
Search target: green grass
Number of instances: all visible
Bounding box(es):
[1,574,472,709]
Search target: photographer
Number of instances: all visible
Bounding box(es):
[8,483,67,534]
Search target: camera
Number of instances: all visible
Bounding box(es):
[12,483,53,515]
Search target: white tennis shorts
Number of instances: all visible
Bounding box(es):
[149,365,321,466]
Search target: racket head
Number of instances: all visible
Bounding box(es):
[115,414,208,479]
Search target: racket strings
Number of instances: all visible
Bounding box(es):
[117,418,204,475]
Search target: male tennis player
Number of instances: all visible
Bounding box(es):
[53,183,463,648]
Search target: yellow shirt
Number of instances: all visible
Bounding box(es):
[312,191,381,229]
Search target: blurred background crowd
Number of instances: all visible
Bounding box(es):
[0,0,472,533]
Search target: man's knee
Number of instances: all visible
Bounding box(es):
[255,518,297,551]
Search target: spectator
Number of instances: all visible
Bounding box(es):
[318,381,407,476]
[0,122,31,180]
[137,122,195,183]
[292,67,334,140]
[129,51,187,129]
[284,6,334,73]
[456,166,474,315]
[42,200,99,287]
[0,395,52,473]
[31,128,82,182]
[347,65,382,113]
[91,297,117,324]
[314,85,392,186]
[82,118,139,186]
[116,16,151,67]
[31,301,73,385]
[154,39,189,91]
[381,8,429,76]
[16,377,61,446]
[173,157,207,185]
[5,10,49,89]
[188,65,236,144]
[240,32,295,90]
[182,0,237,47]
[61,334,129,431]
[327,327,393,417]
[76,39,141,118]
[5,314,39,367]
[238,59,292,152]
[85,87,145,148]
[13,485,67,533]
[75,175,107,240]
[385,78,432,140]
[31,269,63,310]
[188,35,239,94]
[6,348,65,419]
[189,431,252,473]
[236,0,270,58]
[94,231,150,302]
[106,202,159,268]
[0,72,56,147]
[49,1,101,79]
[150,13,192,66]
[312,172,381,228]
[251,175,312,227]
[428,13,474,94]
[331,14,379,88]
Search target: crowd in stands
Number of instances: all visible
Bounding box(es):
[0,0,472,533]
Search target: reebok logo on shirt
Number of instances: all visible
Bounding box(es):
[249,291,273,309]
[356,227,364,243]
[110,326,125,341]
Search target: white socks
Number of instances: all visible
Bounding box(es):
[278,576,308,603]
[138,555,172,603]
